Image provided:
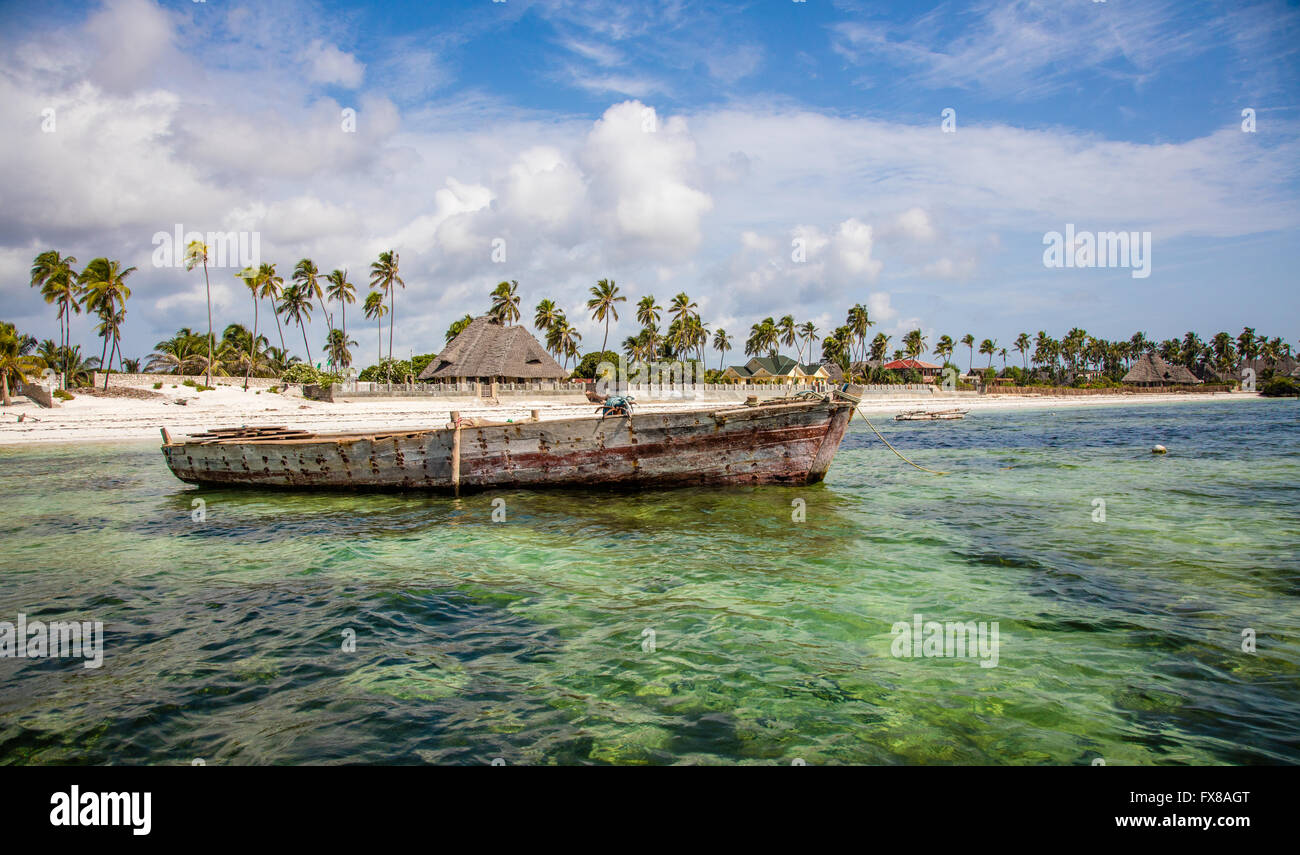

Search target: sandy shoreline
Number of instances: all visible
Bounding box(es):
[0,385,1260,447]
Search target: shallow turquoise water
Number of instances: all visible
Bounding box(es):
[1,399,1297,765]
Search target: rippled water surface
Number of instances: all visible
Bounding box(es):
[1,399,1297,765]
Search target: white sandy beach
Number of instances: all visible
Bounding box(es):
[0,384,1258,447]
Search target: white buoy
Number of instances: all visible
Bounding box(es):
[1152,444,1167,454]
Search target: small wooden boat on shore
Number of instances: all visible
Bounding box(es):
[159,387,862,492]
[894,408,969,421]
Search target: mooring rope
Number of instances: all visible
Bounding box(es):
[851,406,949,476]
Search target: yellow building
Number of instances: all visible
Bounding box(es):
[722,356,830,384]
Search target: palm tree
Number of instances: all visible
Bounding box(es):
[363,291,387,365]
[1236,327,1259,373]
[778,315,797,356]
[1013,333,1031,372]
[1128,331,1149,366]
[847,304,872,364]
[561,324,582,368]
[745,318,779,359]
[1063,327,1087,376]
[369,251,403,360]
[30,251,80,387]
[979,338,997,370]
[623,327,656,364]
[147,330,206,374]
[690,315,709,363]
[933,334,954,366]
[1180,331,1205,370]
[445,313,472,343]
[94,307,127,389]
[184,241,214,386]
[236,267,260,390]
[821,331,848,369]
[253,263,286,353]
[961,334,975,374]
[586,279,625,354]
[293,258,326,345]
[80,257,135,389]
[1210,331,1238,374]
[547,315,581,369]
[869,332,890,363]
[219,323,267,379]
[636,295,662,358]
[280,283,314,364]
[489,280,521,326]
[903,329,926,359]
[669,292,698,330]
[534,299,561,337]
[264,347,297,376]
[797,322,819,364]
[325,269,356,366]
[999,347,1008,373]
[325,328,357,370]
[0,322,46,406]
[712,328,733,372]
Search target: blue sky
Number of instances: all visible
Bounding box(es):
[2,0,1298,365]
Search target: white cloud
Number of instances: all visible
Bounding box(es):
[830,1,1226,99]
[582,102,713,257]
[894,207,935,242]
[85,0,182,93]
[298,40,365,88]
[923,257,977,280]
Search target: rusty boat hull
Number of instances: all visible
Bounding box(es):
[160,396,857,492]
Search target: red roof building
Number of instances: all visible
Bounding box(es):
[881,358,942,372]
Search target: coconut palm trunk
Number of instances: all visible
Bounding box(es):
[272,306,286,352]
[202,257,213,387]
[246,291,259,391]
[301,322,312,365]
[103,332,118,390]
[98,321,109,379]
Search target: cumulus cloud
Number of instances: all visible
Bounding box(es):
[298,40,365,88]
[581,101,713,258]
[893,208,935,242]
[84,0,182,93]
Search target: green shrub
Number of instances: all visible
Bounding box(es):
[53,389,74,401]
[357,358,413,383]
[571,351,622,380]
[152,381,163,389]
[1260,376,1300,397]
[279,364,322,386]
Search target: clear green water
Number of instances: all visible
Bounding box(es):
[1,399,1297,765]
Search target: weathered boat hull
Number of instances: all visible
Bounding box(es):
[160,398,856,492]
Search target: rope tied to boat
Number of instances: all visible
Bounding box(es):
[851,406,949,476]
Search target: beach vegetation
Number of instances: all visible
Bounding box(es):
[1260,377,1300,397]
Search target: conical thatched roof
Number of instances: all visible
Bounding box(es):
[1122,352,1202,385]
[417,316,567,381]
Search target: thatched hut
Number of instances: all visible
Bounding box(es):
[1122,353,1203,386]
[417,316,567,384]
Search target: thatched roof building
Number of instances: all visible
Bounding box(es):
[1122,352,1203,386]
[417,316,567,382]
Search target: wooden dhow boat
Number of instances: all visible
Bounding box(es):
[894,408,968,421]
[160,386,863,492]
